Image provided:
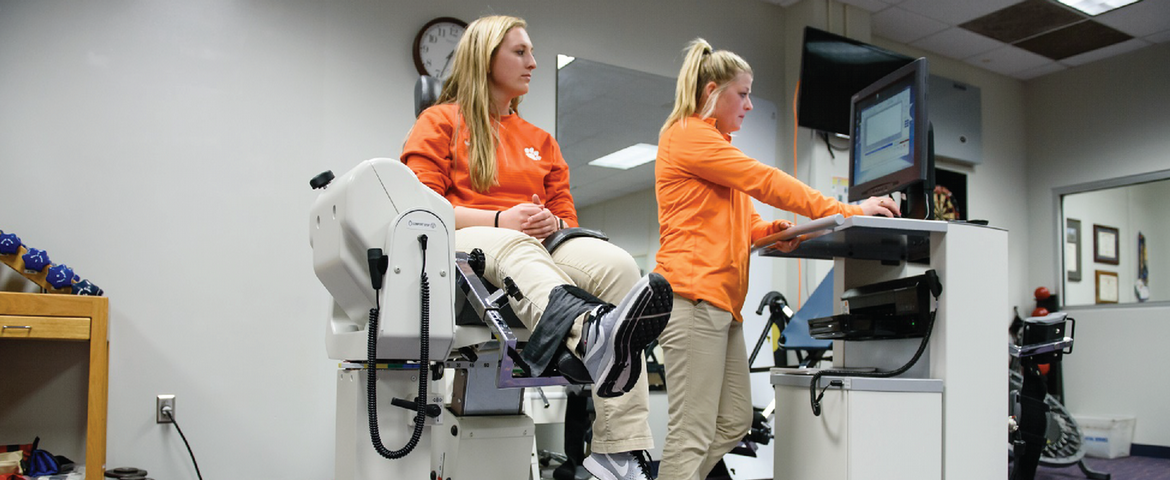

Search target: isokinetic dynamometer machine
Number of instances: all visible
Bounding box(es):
[308,158,592,480]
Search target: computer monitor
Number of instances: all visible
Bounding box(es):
[848,57,934,219]
[797,27,914,135]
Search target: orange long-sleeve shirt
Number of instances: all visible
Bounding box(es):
[401,103,578,226]
[654,116,862,321]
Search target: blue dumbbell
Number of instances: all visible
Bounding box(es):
[72,279,104,296]
[0,232,21,255]
[22,248,51,273]
[47,264,76,289]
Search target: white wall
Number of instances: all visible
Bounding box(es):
[1133,181,1170,302]
[0,1,791,479]
[2,4,1167,480]
[1062,181,1168,306]
[1026,42,1170,447]
[1062,187,1133,305]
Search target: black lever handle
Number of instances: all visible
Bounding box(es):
[367,248,388,291]
[755,291,789,316]
[390,397,442,418]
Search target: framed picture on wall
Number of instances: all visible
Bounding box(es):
[1093,224,1119,265]
[1066,219,1082,282]
[1095,270,1119,304]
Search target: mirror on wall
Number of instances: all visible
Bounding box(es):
[1059,170,1170,307]
[555,55,674,208]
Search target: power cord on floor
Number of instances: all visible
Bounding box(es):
[162,406,204,480]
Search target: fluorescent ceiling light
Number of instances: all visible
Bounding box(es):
[588,143,658,170]
[1055,0,1141,16]
[557,54,575,69]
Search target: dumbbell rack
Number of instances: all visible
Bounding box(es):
[1,243,74,293]
[1,229,102,296]
[2,233,109,479]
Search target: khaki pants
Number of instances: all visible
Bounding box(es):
[455,226,654,453]
[657,295,753,480]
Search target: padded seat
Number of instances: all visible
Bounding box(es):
[776,269,834,368]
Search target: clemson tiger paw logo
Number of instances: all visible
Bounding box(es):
[524,147,541,161]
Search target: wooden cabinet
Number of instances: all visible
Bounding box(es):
[1,292,108,480]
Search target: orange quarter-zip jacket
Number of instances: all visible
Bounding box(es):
[401,103,578,226]
[654,115,862,321]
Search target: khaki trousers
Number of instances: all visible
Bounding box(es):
[455,226,654,453]
[657,295,753,480]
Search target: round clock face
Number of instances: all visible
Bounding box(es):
[413,17,467,81]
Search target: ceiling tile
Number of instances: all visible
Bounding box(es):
[897,0,1024,25]
[872,7,950,43]
[1014,61,1068,80]
[835,0,893,13]
[1147,29,1170,42]
[1059,37,1151,65]
[910,27,1007,60]
[960,0,1086,43]
[964,45,1054,75]
[1096,0,1170,37]
[1015,20,1133,59]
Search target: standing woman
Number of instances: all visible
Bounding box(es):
[653,39,898,480]
[401,15,669,480]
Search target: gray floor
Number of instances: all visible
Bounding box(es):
[1027,455,1170,480]
[540,455,1170,480]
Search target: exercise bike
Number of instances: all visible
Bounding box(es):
[1008,311,1110,480]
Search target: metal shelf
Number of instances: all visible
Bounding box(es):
[759,216,950,263]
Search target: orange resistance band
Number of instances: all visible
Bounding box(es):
[792,80,803,310]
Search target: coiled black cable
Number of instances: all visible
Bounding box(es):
[366,235,430,459]
[809,309,937,416]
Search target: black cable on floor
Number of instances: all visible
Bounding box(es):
[164,409,204,480]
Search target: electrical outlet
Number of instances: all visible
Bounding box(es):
[157,394,175,424]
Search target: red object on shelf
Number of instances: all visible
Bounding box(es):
[1034,286,1051,300]
[1032,307,1049,318]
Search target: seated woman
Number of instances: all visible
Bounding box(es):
[401,15,668,480]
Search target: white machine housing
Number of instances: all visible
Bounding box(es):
[309,158,456,362]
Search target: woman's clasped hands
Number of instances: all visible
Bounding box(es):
[498,194,562,240]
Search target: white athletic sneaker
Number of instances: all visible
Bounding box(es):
[581,273,672,398]
[583,450,653,480]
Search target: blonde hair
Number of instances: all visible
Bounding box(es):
[436,15,528,192]
[661,38,753,135]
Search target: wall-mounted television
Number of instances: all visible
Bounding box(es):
[797,27,914,136]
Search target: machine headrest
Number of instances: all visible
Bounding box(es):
[414,75,443,118]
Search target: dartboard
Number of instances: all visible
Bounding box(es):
[933,185,959,221]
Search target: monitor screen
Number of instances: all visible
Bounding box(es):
[848,58,931,213]
[797,27,914,135]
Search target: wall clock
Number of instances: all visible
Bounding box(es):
[413,17,467,81]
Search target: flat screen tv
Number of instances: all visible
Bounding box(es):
[797,27,913,135]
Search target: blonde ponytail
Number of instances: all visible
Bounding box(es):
[661,38,753,135]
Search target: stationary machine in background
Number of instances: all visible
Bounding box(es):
[1008,312,1110,480]
[308,159,596,480]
